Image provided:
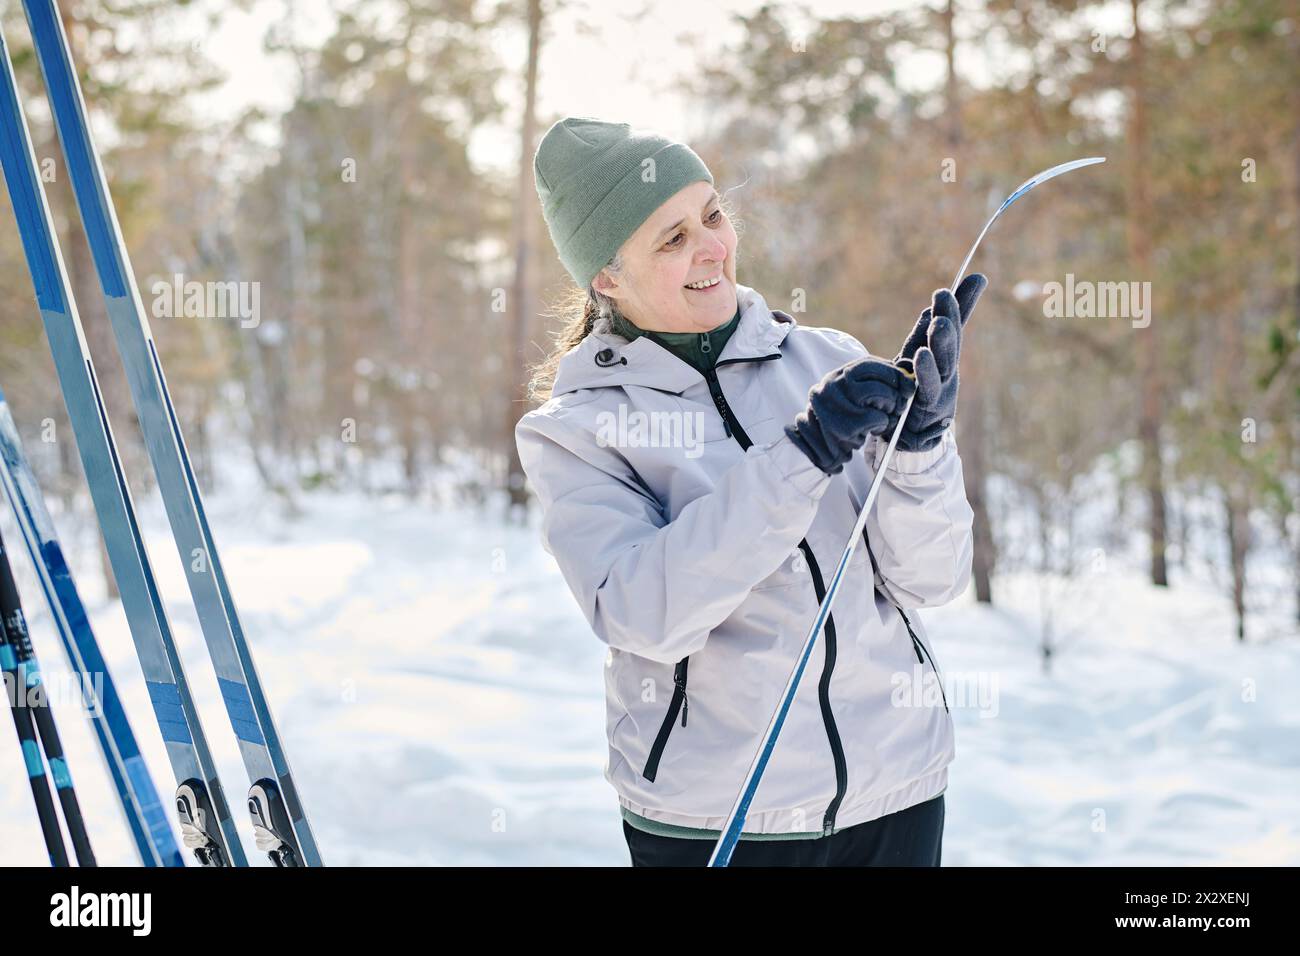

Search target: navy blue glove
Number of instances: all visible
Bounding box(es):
[891,273,987,452]
[786,357,917,475]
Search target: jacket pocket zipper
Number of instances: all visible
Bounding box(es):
[637,357,783,786]
[897,607,948,714]
[641,657,689,782]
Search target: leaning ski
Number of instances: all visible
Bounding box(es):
[22,0,321,866]
[0,387,183,866]
[0,23,244,866]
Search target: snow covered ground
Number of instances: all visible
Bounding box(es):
[1,481,1296,866]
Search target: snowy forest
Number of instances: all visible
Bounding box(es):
[0,0,1296,867]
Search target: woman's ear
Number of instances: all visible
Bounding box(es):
[592,269,616,297]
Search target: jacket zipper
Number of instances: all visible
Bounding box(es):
[639,356,780,780]
[641,658,688,781]
[638,355,787,784]
[896,606,949,713]
[634,356,785,790]
[798,539,849,835]
[705,358,848,837]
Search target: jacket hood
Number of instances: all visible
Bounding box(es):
[551,283,796,397]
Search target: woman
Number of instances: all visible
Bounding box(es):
[516,117,986,866]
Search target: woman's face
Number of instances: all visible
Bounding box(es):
[593,180,738,334]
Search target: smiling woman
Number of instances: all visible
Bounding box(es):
[526,177,747,403]
[517,116,982,868]
[591,180,739,334]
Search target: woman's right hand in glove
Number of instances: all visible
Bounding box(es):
[784,356,917,475]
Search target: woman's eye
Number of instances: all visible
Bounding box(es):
[665,212,721,249]
[670,212,722,251]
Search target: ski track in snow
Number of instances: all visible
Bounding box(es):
[1,488,1296,866]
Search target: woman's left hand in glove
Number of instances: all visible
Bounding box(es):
[890,272,988,452]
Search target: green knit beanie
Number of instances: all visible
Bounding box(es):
[533,117,715,290]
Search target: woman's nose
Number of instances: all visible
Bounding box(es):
[699,235,727,261]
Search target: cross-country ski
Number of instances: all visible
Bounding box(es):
[0,386,183,867]
[0,17,245,867]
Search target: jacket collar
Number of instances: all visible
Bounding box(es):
[551,283,795,397]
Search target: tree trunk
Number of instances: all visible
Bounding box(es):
[504,0,543,516]
[943,0,993,602]
[1292,22,1300,625]
[397,86,423,497]
[1224,488,1249,642]
[1215,269,1249,641]
[1128,0,1169,586]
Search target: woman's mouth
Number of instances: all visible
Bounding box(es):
[684,275,722,292]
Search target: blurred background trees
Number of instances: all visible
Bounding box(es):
[0,0,1295,639]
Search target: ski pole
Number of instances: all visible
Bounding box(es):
[1,533,69,866]
[708,157,1107,867]
[1,665,67,865]
[0,527,96,865]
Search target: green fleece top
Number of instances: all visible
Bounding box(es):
[609,304,742,374]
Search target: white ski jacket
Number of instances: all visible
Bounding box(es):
[515,283,973,835]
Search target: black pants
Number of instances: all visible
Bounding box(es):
[624,793,944,867]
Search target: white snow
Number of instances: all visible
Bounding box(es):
[1,479,1296,866]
